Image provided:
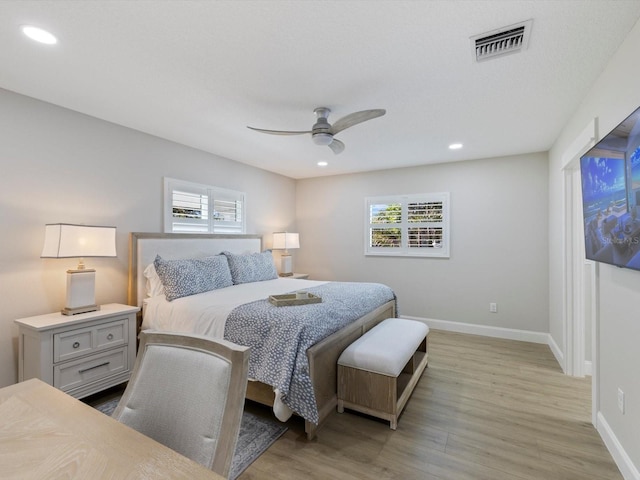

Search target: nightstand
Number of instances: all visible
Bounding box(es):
[15,303,140,399]
[284,273,309,279]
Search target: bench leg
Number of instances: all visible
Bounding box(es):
[337,400,344,414]
[390,416,398,430]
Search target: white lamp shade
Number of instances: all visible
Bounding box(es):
[272,232,300,250]
[41,224,117,258]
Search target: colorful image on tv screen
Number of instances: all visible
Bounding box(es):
[580,156,627,221]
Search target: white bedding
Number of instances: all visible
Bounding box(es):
[142,278,328,338]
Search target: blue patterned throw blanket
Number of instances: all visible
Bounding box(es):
[224,282,396,424]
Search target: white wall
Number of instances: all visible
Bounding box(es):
[0,88,296,388]
[296,153,549,332]
[549,19,640,476]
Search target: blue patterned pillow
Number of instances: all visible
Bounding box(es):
[153,254,233,301]
[222,250,278,284]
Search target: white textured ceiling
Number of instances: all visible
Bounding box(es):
[2,1,640,179]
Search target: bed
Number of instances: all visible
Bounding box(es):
[128,232,396,439]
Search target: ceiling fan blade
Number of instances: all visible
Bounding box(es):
[330,109,386,135]
[327,138,345,154]
[247,126,311,136]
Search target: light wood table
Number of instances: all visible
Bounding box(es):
[0,378,224,479]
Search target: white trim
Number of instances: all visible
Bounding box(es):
[560,119,598,437]
[400,316,550,345]
[561,119,597,169]
[547,333,565,370]
[571,167,586,377]
[560,118,597,375]
[584,360,592,376]
[591,261,600,426]
[561,169,574,375]
[597,412,640,480]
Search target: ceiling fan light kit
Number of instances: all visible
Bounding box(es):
[247,107,385,154]
[312,132,333,146]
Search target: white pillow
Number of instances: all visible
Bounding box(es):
[143,263,165,298]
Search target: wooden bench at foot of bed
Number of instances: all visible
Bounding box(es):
[336,318,429,430]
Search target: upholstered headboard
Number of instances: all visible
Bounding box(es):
[128,232,263,308]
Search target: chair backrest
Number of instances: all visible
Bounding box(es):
[112,331,249,478]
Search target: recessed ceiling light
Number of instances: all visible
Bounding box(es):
[449,143,463,150]
[317,161,328,167]
[21,25,58,45]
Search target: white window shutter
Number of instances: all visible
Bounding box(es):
[164,178,246,234]
[365,193,450,257]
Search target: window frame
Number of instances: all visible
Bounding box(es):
[364,192,450,258]
[163,177,246,234]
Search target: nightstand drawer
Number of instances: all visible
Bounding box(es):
[54,347,128,392]
[54,318,128,363]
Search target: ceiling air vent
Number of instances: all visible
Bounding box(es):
[471,19,533,62]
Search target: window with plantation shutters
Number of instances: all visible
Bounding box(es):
[365,193,450,257]
[164,178,245,234]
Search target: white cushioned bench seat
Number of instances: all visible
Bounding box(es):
[337,318,429,377]
[337,318,429,429]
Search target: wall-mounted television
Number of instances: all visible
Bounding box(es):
[580,106,640,270]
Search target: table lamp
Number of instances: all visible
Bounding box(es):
[41,223,117,315]
[272,232,300,276]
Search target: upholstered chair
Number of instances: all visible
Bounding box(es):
[112,331,250,478]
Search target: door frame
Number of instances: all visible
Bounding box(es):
[561,118,598,425]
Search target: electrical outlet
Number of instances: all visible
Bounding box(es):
[489,303,497,313]
[618,388,625,414]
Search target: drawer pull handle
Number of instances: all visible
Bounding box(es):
[78,362,110,374]
[73,342,80,349]
[107,333,114,341]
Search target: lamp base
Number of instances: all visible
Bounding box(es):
[62,304,100,316]
[280,254,293,276]
[64,269,98,316]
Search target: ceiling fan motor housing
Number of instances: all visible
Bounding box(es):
[312,108,333,145]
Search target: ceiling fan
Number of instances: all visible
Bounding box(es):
[247,107,386,154]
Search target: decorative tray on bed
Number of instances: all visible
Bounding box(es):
[268,292,322,307]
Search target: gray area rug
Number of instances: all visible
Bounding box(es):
[94,397,287,479]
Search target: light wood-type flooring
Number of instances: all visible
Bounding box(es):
[240,330,622,480]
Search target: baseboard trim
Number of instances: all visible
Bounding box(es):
[547,333,565,372]
[400,316,550,345]
[597,412,640,480]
